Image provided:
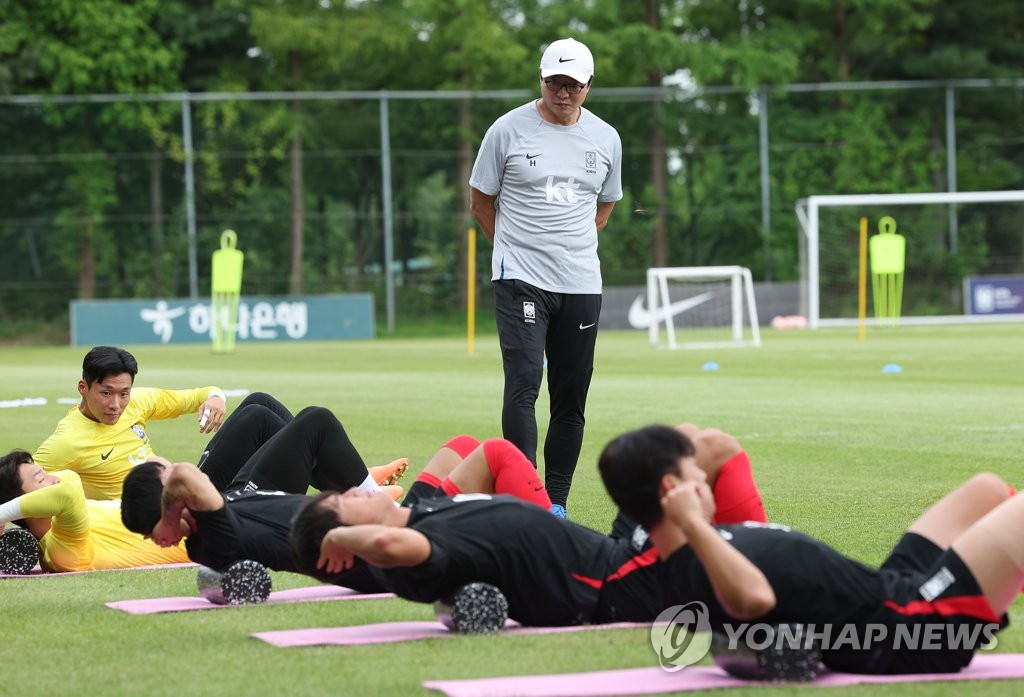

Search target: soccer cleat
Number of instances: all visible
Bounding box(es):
[0,527,40,575]
[550,503,567,519]
[381,484,404,501]
[370,458,409,487]
[435,582,509,634]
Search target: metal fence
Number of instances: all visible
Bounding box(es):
[2,77,1022,331]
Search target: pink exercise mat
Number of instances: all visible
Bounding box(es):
[0,562,197,578]
[107,584,394,614]
[422,653,1024,696]
[251,620,647,647]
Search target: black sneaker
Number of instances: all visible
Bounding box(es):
[0,527,40,575]
[437,582,509,634]
[197,560,272,605]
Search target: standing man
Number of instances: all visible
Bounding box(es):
[32,346,227,500]
[469,37,623,518]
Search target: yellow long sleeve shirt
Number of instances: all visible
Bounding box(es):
[19,470,189,572]
[34,385,221,500]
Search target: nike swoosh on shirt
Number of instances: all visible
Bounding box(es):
[100,447,114,460]
[525,153,541,159]
[579,322,597,330]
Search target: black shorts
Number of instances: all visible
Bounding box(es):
[866,532,1007,674]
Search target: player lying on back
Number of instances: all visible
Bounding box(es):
[0,450,189,571]
[120,405,406,582]
[123,422,575,590]
[289,423,768,625]
[0,399,398,572]
[597,424,1016,674]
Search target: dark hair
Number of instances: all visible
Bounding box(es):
[82,346,138,386]
[0,449,35,529]
[120,461,165,534]
[289,490,347,583]
[597,425,696,529]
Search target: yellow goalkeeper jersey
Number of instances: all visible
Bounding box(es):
[20,470,189,572]
[34,385,220,500]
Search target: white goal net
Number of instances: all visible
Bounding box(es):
[646,266,761,349]
[796,190,1024,328]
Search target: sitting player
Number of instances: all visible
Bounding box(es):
[33,345,230,500]
[597,424,1016,674]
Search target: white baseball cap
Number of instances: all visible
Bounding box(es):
[539,38,594,86]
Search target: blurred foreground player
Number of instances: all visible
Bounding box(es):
[598,424,1014,674]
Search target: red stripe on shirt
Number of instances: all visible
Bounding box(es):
[884,595,1000,623]
[605,547,660,583]
[571,572,603,590]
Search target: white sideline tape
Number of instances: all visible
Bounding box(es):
[0,398,47,409]
[4,389,249,410]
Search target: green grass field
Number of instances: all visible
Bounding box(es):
[3,324,1024,696]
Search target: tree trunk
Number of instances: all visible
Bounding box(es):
[834,0,849,81]
[457,96,474,310]
[647,0,669,268]
[150,150,165,295]
[288,49,305,295]
[834,1,849,111]
[78,215,96,299]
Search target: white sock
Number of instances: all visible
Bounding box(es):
[358,473,381,493]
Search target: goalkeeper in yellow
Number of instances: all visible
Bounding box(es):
[0,449,188,571]
[33,346,227,500]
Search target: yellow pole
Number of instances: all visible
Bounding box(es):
[467,228,476,356]
[857,216,867,342]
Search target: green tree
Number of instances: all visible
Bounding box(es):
[0,0,182,300]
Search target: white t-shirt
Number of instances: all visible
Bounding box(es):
[469,100,623,294]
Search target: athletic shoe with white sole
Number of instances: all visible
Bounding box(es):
[370,458,409,486]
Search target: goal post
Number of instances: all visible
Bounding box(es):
[646,266,762,349]
[796,190,1024,328]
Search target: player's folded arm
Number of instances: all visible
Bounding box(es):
[164,464,223,512]
[336,525,432,568]
[21,475,90,537]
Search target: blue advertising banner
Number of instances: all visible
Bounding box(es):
[963,276,1024,316]
[70,295,375,346]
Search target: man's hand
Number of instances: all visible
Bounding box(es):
[181,509,198,535]
[151,518,185,548]
[317,529,356,575]
[662,481,711,531]
[198,394,227,434]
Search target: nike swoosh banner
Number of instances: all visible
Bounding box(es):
[598,284,799,331]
